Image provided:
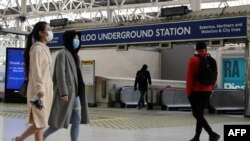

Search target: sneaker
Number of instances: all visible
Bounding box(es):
[136,106,142,109]
[209,133,220,141]
[189,137,200,141]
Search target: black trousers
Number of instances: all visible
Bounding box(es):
[188,91,214,138]
[138,89,147,107]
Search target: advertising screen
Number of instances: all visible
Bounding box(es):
[222,57,245,89]
[5,48,26,90]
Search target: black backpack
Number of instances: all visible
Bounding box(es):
[195,54,217,85]
[137,70,147,84]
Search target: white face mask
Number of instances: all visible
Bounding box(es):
[47,31,53,41]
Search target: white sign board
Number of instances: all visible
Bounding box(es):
[81,60,95,85]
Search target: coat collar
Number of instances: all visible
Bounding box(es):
[196,50,208,56]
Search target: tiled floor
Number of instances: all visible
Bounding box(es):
[1,103,250,141]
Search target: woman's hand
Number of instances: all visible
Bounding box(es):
[37,91,45,98]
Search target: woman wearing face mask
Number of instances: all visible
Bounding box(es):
[12,21,54,141]
[43,30,89,141]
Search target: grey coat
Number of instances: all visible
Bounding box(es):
[48,49,89,128]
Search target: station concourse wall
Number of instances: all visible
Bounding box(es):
[50,47,161,106]
[51,47,161,79]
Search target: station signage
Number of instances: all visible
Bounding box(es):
[81,60,95,85]
[222,57,245,89]
[47,16,247,47]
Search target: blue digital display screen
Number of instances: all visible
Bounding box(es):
[5,48,26,90]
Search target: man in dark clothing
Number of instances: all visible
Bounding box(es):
[186,42,220,141]
[134,64,152,109]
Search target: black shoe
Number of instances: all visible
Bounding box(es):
[209,133,220,141]
[189,137,199,141]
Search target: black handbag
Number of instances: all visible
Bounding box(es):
[19,79,28,97]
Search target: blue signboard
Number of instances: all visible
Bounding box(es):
[222,57,245,89]
[47,32,64,47]
[47,17,247,47]
[5,48,26,90]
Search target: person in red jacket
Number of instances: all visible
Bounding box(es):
[186,42,220,141]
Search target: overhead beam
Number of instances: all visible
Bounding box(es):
[0,29,29,35]
[0,0,237,20]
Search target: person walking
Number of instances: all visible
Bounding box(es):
[43,30,89,141]
[186,41,220,141]
[134,64,152,109]
[12,21,54,141]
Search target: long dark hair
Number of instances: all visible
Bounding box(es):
[24,21,48,73]
[63,30,81,65]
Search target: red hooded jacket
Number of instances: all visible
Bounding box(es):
[186,51,214,96]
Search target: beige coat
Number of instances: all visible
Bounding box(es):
[27,42,54,128]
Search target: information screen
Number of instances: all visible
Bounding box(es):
[222,57,245,89]
[5,48,26,90]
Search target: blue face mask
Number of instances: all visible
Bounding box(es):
[73,39,80,49]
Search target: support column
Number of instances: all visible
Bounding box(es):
[190,0,201,11]
[16,19,20,47]
[16,20,26,48]
[245,40,250,117]
[107,0,113,22]
[18,0,27,48]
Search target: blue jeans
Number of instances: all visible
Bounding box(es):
[138,90,147,107]
[44,97,81,141]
